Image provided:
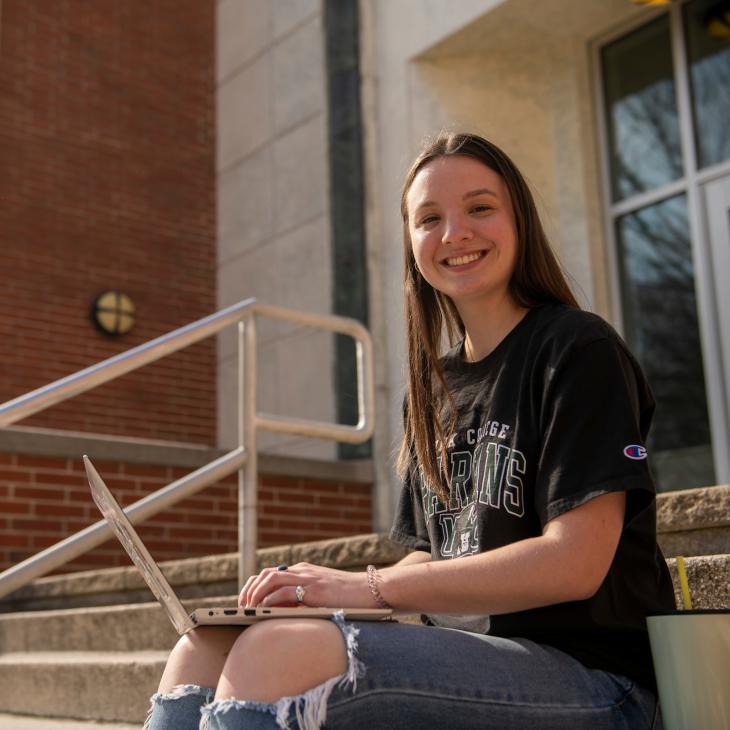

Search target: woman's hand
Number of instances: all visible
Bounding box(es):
[238,562,377,609]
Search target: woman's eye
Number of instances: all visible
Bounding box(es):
[420,214,439,225]
[471,204,492,214]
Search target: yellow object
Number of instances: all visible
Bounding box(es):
[630,0,674,5]
[708,13,730,39]
[676,556,693,610]
[93,291,136,336]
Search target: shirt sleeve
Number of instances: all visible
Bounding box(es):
[534,335,656,527]
[389,464,432,553]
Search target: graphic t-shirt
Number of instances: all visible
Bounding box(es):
[390,303,676,690]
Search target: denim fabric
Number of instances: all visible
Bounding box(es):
[144,683,214,730]
[151,619,663,730]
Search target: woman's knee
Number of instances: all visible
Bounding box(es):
[158,626,242,693]
[217,619,348,701]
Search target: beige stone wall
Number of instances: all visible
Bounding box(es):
[362,0,652,525]
[212,0,662,525]
[216,0,337,458]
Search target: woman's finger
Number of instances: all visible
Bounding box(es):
[260,584,308,608]
[238,572,261,606]
[240,568,271,607]
[245,568,302,607]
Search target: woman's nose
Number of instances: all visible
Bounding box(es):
[442,215,473,245]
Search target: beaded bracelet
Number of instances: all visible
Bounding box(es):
[366,564,392,609]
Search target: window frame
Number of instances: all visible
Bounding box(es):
[591,0,730,485]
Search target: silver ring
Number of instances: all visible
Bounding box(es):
[295,585,305,604]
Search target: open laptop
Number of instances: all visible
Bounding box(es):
[83,455,392,634]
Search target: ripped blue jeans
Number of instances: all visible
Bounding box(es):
[145,613,662,730]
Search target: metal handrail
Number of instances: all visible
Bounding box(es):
[0,299,374,599]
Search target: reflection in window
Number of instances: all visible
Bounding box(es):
[616,196,715,490]
[602,17,683,201]
[685,0,730,168]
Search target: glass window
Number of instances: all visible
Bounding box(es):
[616,195,715,490]
[684,0,730,168]
[602,17,683,201]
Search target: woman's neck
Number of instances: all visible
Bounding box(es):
[459,295,529,363]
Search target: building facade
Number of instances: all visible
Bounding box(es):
[1,0,727,574]
[0,0,373,574]
[355,0,730,526]
[215,0,728,529]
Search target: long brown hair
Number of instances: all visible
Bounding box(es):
[397,132,579,501]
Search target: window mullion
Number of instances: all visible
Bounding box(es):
[610,178,687,218]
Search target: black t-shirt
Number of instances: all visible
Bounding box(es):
[390,303,676,690]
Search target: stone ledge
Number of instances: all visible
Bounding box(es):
[0,533,409,612]
[666,555,730,610]
[656,484,730,532]
[0,425,374,483]
[657,527,730,559]
[3,533,729,614]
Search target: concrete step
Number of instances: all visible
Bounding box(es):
[0,554,726,655]
[0,533,408,613]
[0,712,139,729]
[0,651,167,724]
[666,554,730,609]
[0,538,725,727]
[0,595,238,653]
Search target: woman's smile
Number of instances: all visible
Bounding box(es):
[443,250,488,268]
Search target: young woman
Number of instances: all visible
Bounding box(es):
[146,132,675,730]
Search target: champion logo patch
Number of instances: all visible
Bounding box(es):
[623,444,647,460]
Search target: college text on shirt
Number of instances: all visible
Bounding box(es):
[422,420,526,558]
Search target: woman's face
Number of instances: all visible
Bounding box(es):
[406,155,519,314]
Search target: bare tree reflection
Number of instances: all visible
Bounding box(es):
[617,197,712,456]
[686,0,730,167]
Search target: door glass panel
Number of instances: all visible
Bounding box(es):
[684,0,730,168]
[616,195,716,490]
[602,16,683,201]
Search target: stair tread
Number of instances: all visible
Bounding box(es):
[0,713,139,729]
[0,650,169,665]
[0,594,239,619]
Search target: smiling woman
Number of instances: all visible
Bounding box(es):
[145,133,675,730]
[406,156,519,324]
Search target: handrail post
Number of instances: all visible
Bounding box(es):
[238,317,258,589]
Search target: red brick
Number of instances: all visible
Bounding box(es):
[297,480,342,494]
[34,472,87,486]
[0,501,32,514]
[0,462,371,571]
[15,455,70,470]
[260,476,301,490]
[14,486,64,500]
[34,502,87,517]
[11,518,63,532]
[0,0,215,444]
[0,533,30,547]
[0,469,31,483]
[166,526,214,540]
[122,463,170,478]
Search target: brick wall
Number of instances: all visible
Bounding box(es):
[0,452,373,573]
[0,0,216,444]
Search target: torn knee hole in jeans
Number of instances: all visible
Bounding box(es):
[143,684,215,730]
[200,611,366,730]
